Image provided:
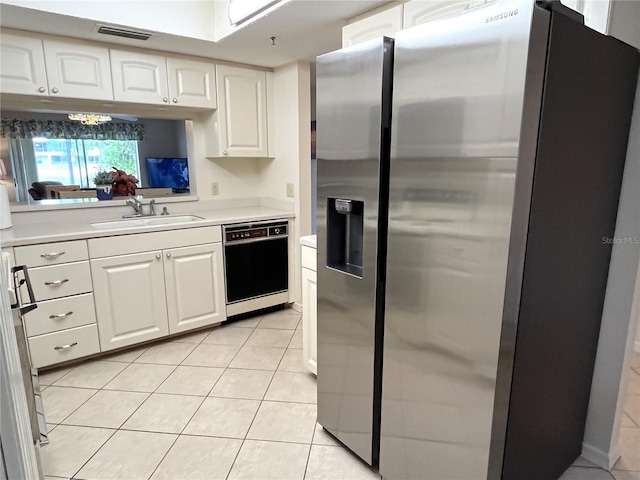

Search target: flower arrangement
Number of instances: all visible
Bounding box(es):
[93,170,114,186]
[110,167,139,196]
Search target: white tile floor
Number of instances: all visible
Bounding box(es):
[38,309,640,480]
[39,308,377,480]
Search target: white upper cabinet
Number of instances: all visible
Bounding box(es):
[342,4,404,48]
[0,32,49,96]
[403,0,485,28]
[110,50,170,105]
[214,64,269,157]
[167,57,217,109]
[343,1,490,47]
[43,39,113,100]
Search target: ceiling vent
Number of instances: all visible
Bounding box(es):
[96,25,153,41]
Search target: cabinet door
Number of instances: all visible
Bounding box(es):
[164,243,226,334]
[403,0,485,28]
[342,5,403,48]
[167,57,217,109]
[91,251,168,351]
[0,32,49,96]
[302,267,317,375]
[215,65,269,157]
[110,50,169,105]
[43,39,113,100]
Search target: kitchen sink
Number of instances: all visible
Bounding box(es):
[91,215,205,230]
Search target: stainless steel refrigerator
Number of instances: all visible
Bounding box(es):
[316,0,640,479]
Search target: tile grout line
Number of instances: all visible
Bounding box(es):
[72,323,222,480]
[45,312,312,479]
[225,318,283,480]
[68,350,183,479]
[41,325,207,478]
[64,344,181,479]
[68,356,157,479]
[222,317,265,480]
[149,315,263,480]
[144,392,210,480]
[67,427,118,479]
[623,412,640,429]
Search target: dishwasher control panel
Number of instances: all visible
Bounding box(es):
[224,221,288,244]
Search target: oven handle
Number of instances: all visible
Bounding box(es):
[12,265,38,316]
[225,235,288,247]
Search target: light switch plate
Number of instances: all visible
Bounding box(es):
[211,182,219,195]
[286,183,294,198]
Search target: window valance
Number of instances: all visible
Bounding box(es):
[0,118,145,141]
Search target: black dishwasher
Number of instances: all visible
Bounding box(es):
[223,220,289,313]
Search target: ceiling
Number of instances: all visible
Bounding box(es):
[0,0,393,69]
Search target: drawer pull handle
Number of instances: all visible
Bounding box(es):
[49,311,73,320]
[40,251,65,258]
[54,342,77,350]
[44,279,69,286]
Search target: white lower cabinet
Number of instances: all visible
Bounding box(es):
[16,239,100,368]
[21,227,227,366]
[301,239,318,376]
[302,267,317,375]
[91,241,226,351]
[91,251,169,351]
[164,243,226,334]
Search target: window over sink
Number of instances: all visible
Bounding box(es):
[30,137,140,190]
[2,111,190,205]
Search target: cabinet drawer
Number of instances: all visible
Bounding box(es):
[24,293,96,337]
[301,245,317,272]
[15,240,88,267]
[29,261,92,301]
[28,324,100,368]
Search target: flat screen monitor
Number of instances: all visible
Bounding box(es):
[145,157,189,191]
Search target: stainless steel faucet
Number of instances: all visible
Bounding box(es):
[125,197,142,216]
[123,198,156,218]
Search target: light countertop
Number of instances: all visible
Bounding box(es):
[1,206,294,247]
[300,234,317,248]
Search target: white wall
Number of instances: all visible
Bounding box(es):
[259,61,312,304]
[189,112,263,201]
[582,75,640,469]
[607,0,640,49]
[2,0,217,41]
[580,0,640,467]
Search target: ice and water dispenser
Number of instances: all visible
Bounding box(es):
[326,198,364,278]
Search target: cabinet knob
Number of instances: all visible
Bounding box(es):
[223,150,228,156]
[166,252,172,258]
[156,254,161,260]
[172,98,178,103]
[52,87,59,94]
[163,97,168,103]
[38,87,46,93]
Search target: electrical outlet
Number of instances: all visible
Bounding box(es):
[211,182,219,196]
[286,183,294,198]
